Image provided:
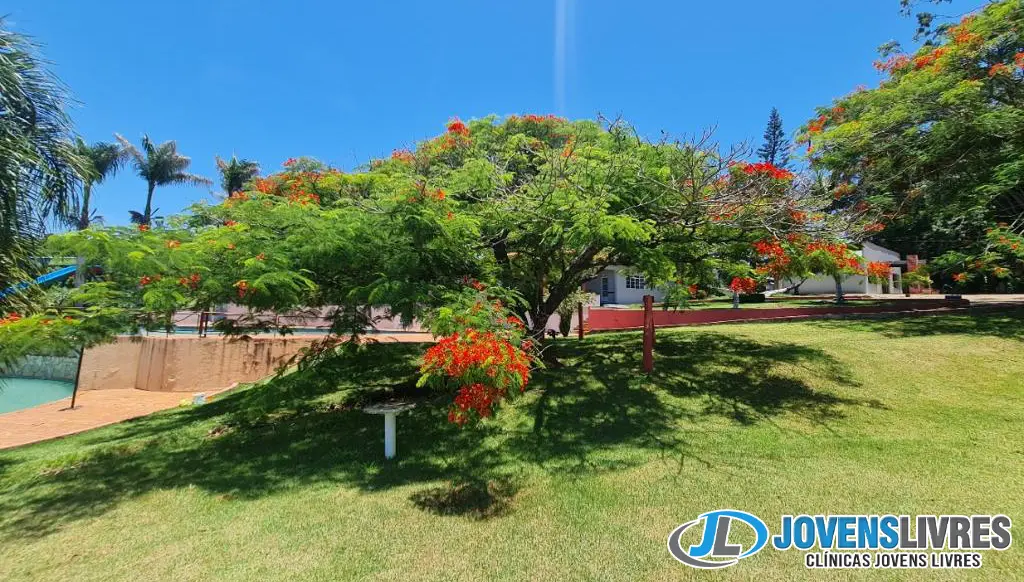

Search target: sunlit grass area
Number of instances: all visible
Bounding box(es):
[1,312,1022,580]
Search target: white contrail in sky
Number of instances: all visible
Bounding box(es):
[554,0,575,114]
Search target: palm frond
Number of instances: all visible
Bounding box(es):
[0,18,84,283]
[114,133,145,170]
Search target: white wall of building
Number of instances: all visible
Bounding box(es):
[584,266,666,305]
[780,242,904,296]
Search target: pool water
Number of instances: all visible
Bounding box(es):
[0,377,76,414]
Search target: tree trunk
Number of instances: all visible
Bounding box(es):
[79,183,91,230]
[834,275,845,303]
[732,291,740,309]
[75,184,91,288]
[143,182,155,225]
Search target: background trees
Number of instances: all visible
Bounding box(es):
[115,134,212,226]
[0,20,84,291]
[804,0,1023,289]
[215,156,260,197]
[74,139,126,229]
[756,107,790,168]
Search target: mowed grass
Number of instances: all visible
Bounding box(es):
[1,312,1023,581]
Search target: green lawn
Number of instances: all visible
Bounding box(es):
[1,313,1023,580]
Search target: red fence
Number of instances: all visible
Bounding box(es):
[587,300,970,331]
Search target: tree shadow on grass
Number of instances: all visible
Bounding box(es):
[0,330,875,539]
[803,309,1024,341]
[513,332,874,476]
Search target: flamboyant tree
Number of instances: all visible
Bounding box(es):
[802,0,1024,289]
[32,116,864,423]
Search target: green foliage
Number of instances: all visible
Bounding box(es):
[0,20,85,291]
[805,1,1024,284]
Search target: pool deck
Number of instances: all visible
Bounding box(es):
[0,389,207,450]
[0,332,437,450]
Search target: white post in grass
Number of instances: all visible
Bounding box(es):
[363,402,416,460]
[384,411,397,459]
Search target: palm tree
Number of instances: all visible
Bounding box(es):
[215,155,260,197]
[0,20,84,291]
[73,139,125,229]
[115,134,212,225]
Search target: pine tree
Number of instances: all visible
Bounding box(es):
[757,107,790,168]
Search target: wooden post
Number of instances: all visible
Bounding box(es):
[642,294,654,373]
[69,345,85,409]
[577,302,585,340]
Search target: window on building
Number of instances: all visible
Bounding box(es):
[625,275,646,289]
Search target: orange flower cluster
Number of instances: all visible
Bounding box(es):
[866,261,891,280]
[165,240,181,249]
[253,178,276,194]
[0,312,22,326]
[913,47,946,70]
[952,272,968,283]
[178,272,201,290]
[806,241,862,272]
[863,222,886,233]
[447,118,470,136]
[561,135,576,158]
[1016,52,1024,69]
[989,63,1010,77]
[137,224,150,232]
[873,54,911,74]
[949,17,979,45]
[752,238,792,277]
[789,210,807,222]
[741,162,794,180]
[422,329,532,424]
[449,383,507,424]
[406,183,447,203]
[287,191,320,206]
[808,115,827,134]
[139,274,162,286]
[753,238,784,258]
[391,149,415,163]
[729,276,757,295]
[234,280,250,298]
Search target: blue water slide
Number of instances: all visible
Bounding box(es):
[0,265,78,298]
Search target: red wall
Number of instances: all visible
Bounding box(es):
[587,300,968,331]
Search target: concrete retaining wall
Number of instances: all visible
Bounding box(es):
[78,335,319,392]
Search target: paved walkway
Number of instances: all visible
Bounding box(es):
[0,389,203,450]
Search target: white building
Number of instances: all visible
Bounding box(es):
[775,241,904,296]
[583,265,666,306]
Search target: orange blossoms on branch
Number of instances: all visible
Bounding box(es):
[741,162,794,180]
[729,276,757,295]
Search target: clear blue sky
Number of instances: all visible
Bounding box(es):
[7,0,977,225]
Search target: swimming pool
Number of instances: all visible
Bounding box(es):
[0,377,75,414]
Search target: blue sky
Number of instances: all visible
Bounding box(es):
[8,0,977,225]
